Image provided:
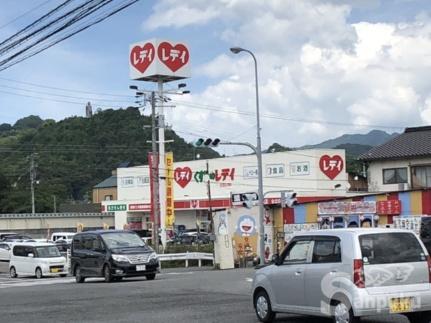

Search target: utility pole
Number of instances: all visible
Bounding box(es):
[53,195,57,213]
[150,92,160,251]
[206,160,216,263]
[30,154,36,215]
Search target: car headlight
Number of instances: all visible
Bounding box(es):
[112,254,130,263]
[149,252,158,261]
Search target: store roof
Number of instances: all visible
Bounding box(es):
[359,126,431,161]
[94,176,117,189]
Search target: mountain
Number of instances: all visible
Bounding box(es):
[300,130,398,149]
[0,108,219,213]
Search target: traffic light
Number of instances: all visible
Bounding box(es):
[240,193,258,209]
[281,191,298,208]
[194,138,220,147]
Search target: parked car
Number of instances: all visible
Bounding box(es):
[0,242,11,261]
[70,230,159,283]
[3,236,34,243]
[252,228,431,323]
[174,231,210,245]
[55,240,70,256]
[0,232,17,241]
[9,242,67,278]
[51,232,75,244]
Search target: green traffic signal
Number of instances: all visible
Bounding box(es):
[195,138,204,147]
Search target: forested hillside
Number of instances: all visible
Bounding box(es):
[0,108,219,213]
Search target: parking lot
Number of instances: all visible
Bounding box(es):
[0,261,411,323]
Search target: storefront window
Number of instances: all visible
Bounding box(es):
[383,168,407,184]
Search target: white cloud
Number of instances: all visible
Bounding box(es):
[150,0,431,148]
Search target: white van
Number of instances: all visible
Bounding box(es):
[51,232,75,243]
[9,242,67,278]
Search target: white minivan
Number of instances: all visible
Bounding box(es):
[9,242,67,278]
[51,232,75,243]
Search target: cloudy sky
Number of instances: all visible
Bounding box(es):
[1,0,431,155]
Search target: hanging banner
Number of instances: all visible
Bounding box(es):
[318,201,376,215]
[148,152,159,222]
[166,152,175,228]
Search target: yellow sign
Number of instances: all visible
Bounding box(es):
[77,223,84,232]
[166,152,175,228]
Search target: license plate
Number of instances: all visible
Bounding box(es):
[390,297,412,313]
[136,265,146,271]
[50,268,60,273]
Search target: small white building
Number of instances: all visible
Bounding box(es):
[359,126,431,192]
[103,149,351,231]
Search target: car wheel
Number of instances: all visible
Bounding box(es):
[103,265,112,283]
[406,311,431,323]
[333,299,359,323]
[113,277,123,282]
[9,266,17,278]
[75,266,85,283]
[254,290,276,323]
[35,267,43,279]
[146,273,156,280]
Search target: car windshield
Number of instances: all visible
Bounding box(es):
[101,232,145,249]
[35,246,61,258]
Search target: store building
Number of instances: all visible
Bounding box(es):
[102,149,352,232]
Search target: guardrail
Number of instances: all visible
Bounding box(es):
[157,252,214,268]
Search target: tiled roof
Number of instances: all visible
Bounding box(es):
[359,126,431,161]
[94,176,117,188]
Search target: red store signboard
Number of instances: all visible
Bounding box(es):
[129,204,151,212]
[376,200,401,215]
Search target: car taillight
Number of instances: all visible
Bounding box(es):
[353,259,365,288]
[427,256,431,283]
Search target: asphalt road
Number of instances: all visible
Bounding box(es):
[0,262,410,323]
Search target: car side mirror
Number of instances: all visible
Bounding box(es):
[271,253,280,265]
[28,253,34,258]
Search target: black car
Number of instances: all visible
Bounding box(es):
[70,230,159,283]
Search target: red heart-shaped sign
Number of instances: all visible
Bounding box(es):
[130,43,155,73]
[157,42,189,72]
[174,167,192,188]
[319,155,344,180]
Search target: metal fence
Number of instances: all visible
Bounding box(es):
[157,252,214,268]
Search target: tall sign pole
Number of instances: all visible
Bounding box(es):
[130,39,190,251]
[158,80,167,248]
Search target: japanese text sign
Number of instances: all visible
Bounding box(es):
[129,39,190,81]
[376,200,401,215]
[318,201,376,215]
[166,152,175,228]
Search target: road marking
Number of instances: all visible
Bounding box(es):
[161,271,195,276]
[245,278,253,282]
[0,277,74,289]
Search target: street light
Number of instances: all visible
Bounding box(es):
[230,46,265,265]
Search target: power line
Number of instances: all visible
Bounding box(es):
[0,76,132,98]
[0,83,133,103]
[0,0,54,31]
[0,0,140,71]
[172,100,405,131]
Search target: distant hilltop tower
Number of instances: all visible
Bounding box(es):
[85,102,93,118]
